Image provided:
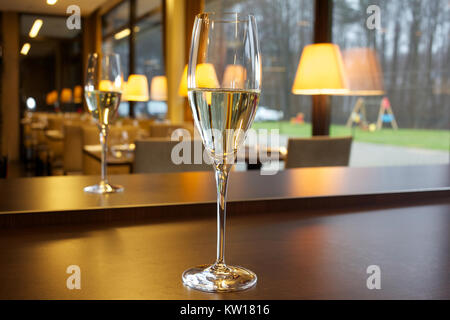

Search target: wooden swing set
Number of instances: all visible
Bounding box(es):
[346,96,398,130]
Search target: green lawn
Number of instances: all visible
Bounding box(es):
[251,121,450,151]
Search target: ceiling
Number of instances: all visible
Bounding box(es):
[21,14,81,39]
[0,0,108,16]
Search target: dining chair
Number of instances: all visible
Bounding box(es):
[47,115,64,131]
[149,122,194,138]
[63,123,83,175]
[136,118,154,138]
[81,124,139,146]
[81,125,100,146]
[109,125,140,145]
[118,117,138,126]
[285,136,353,168]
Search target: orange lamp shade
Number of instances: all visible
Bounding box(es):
[150,75,168,101]
[178,65,188,97]
[73,85,83,103]
[120,81,128,101]
[341,48,384,96]
[60,88,73,103]
[292,43,349,95]
[195,63,220,89]
[179,63,220,97]
[222,65,247,89]
[46,90,58,105]
[124,74,149,101]
[99,80,114,92]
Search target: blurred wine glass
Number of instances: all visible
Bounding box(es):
[84,53,123,194]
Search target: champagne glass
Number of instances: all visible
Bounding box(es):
[84,53,123,194]
[182,12,261,292]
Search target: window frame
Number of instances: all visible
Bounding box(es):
[101,0,165,117]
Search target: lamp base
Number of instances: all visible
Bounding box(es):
[312,95,331,136]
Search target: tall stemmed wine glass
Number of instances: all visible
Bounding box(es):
[84,53,123,194]
[182,12,261,292]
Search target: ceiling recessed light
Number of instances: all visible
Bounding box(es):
[47,0,58,5]
[114,28,131,40]
[21,43,31,55]
[29,19,43,38]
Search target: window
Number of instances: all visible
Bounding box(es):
[102,1,130,36]
[19,14,82,113]
[102,1,131,76]
[206,0,450,168]
[134,1,165,118]
[102,1,131,116]
[136,0,161,18]
[331,0,450,167]
[101,0,165,118]
[205,0,315,126]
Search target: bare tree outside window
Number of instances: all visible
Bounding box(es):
[206,0,450,167]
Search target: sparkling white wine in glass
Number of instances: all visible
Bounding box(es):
[83,53,123,194]
[188,88,259,161]
[182,12,261,293]
[84,90,121,126]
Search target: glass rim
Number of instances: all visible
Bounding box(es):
[196,12,254,22]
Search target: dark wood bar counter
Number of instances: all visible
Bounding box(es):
[0,165,448,299]
[0,165,449,227]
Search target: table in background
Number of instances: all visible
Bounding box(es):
[45,129,64,142]
[83,144,134,175]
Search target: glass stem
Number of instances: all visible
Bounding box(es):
[213,163,232,269]
[100,125,108,184]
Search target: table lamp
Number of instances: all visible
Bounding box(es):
[46,90,58,106]
[292,43,349,136]
[99,80,114,92]
[73,85,83,104]
[178,63,219,97]
[178,65,188,97]
[341,48,394,129]
[150,76,168,101]
[60,88,73,104]
[123,74,149,102]
[222,65,246,89]
[342,48,384,96]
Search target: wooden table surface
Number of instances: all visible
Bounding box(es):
[45,130,64,141]
[0,165,448,299]
[0,202,448,299]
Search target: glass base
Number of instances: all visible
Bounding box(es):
[84,182,124,194]
[182,264,257,292]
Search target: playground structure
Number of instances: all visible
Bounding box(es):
[346,96,398,130]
